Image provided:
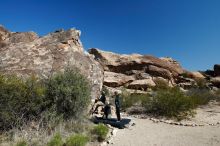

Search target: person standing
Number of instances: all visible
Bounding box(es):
[114,91,121,121]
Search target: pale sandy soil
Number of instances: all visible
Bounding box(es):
[110,118,220,146]
[109,102,220,146]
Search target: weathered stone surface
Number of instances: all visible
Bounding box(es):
[9,32,39,43]
[146,65,173,81]
[214,64,220,76]
[152,77,173,87]
[127,79,156,90]
[178,82,195,89]
[88,48,187,91]
[104,71,135,87]
[135,72,151,80]
[160,57,182,68]
[210,77,220,87]
[88,48,184,78]
[186,71,206,79]
[103,86,149,96]
[0,25,10,48]
[0,26,103,98]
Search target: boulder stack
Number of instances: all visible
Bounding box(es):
[88,48,186,91]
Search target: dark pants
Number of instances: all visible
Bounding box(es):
[104,105,111,119]
[116,106,121,121]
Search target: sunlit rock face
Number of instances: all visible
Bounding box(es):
[0,25,103,98]
[88,48,185,91]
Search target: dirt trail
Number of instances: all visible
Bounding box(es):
[109,102,220,146]
[110,118,220,146]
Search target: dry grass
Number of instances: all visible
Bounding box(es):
[1,119,92,146]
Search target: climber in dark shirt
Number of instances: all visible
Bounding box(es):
[92,91,106,114]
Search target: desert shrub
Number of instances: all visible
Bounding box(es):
[102,86,110,96]
[15,140,27,146]
[216,89,220,95]
[152,78,170,91]
[120,89,151,110]
[187,88,215,106]
[195,78,208,89]
[91,124,109,142]
[215,89,220,101]
[0,74,47,130]
[66,134,89,146]
[47,133,63,146]
[0,68,91,131]
[46,68,91,119]
[121,89,135,110]
[139,94,153,111]
[149,87,194,119]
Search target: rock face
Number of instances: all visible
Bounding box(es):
[0,25,103,98]
[211,77,220,87]
[127,79,156,90]
[1,25,218,96]
[186,71,206,80]
[214,64,220,76]
[89,48,185,91]
[104,71,135,87]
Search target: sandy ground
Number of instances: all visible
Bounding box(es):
[109,102,220,146]
[110,118,220,146]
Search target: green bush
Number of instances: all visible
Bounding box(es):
[0,68,91,131]
[120,87,217,119]
[195,78,208,89]
[149,87,194,119]
[66,134,89,146]
[121,90,150,110]
[47,133,63,146]
[46,68,91,119]
[121,89,135,109]
[15,140,27,146]
[0,74,47,130]
[215,89,220,101]
[187,88,215,106]
[91,124,109,142]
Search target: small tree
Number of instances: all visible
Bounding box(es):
[46,68,91,119]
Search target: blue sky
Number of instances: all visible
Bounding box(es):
[0,0,219,71]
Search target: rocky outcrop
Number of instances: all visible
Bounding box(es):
[104,71,135,87]
[127,79,156,90]
[0,25,103,98]
[1,25,218,96]
[211,77,220,88]
[89,48,184,77]
[214,64,220,76]
[186,71,206,80]
[89,48,185,91]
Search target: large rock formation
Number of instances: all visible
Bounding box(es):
[0,25,103,98]
[1,25,218,96]
[89,48,185,91]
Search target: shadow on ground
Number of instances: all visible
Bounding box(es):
[91,116,131,129]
